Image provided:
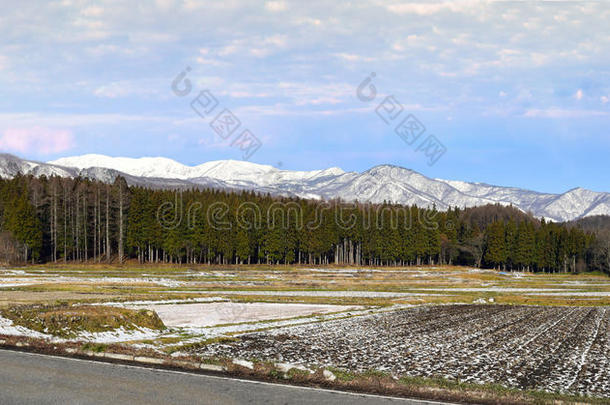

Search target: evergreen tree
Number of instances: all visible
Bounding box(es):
[0,174,602,271]
[485,221,506,269]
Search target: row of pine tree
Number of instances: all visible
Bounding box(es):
[0,174,604,273]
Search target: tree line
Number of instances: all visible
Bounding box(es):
[0,174,606,274]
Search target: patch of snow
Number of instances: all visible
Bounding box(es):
[0,316,50,339]
[142,302,364,328]
[527,292,610,297]
[97,297,228,307]
[167,290,448,298]
[233,359,254,369]
[414,288,580,293]
[76,327,163,344]
[0,316,165,344]
[276,362,312,374]
[323,369,337,381]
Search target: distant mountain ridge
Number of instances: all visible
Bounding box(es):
[0,153,607,223]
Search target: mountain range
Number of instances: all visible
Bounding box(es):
[0,153,608,223]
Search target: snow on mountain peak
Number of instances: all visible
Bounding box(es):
[0,153,594,222]
[50,154,194,179]
[47,155,345,184]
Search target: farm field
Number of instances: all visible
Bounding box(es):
[195,304,610,397]
[1,265,609,402]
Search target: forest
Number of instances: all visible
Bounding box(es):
[0,174,608,274]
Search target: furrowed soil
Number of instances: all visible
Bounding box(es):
[192,304,610,398]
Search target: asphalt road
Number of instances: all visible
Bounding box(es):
[0,349,446,405]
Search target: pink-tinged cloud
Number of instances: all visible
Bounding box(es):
[0,127,74,155]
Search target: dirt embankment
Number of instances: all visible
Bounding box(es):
[1,304,165,338]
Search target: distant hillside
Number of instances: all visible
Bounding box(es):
[0,153,609,222]
[571,215,610,233]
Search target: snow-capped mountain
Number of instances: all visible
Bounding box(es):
[0,153,608,222]
[49,154,346,186]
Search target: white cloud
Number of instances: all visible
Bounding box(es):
[225,90,271,98]
[293,17,321,26]
[217,35,287,58]
[574,89,583,100]
[385,1,479,16]
[0,127,74,155]
[249,47,273,58]
[334,53,374,62]
[218,41,240,57]
[1,0,610,130]
[155,0,176,10]
[72,17,105,30]
[0,113,171,127]
[265,1,286,12]
[85,44,136,57]
[182,0,241,11]
[195,56,226,66]
[262,35,286,47]
[195,48,226,66]
[92,81,161,98]
[232,104,372,117]
[128,32,177,44]
[523,108,607,118]
[296,96,343,106]
[81,6,104,17]
[94,83,126,98]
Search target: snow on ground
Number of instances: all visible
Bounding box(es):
[305,267,491,275]
[193,305,610,398]
[138,302,364,328]
[0,279,36,288]
[169,304,412,344]
[0,270,27,275]
[0,299,376,345]
[165,290,448,298]
[76,327,164,344]
[528,291,610,296]
[0,315,163,344]
[413,287,579,293]
[195,272,237,278]
[97,297,228,307]
[0,316,49,339]
[79,277,186,287]
[0,275,187,288]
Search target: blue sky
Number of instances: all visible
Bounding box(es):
[0,0,609,193]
